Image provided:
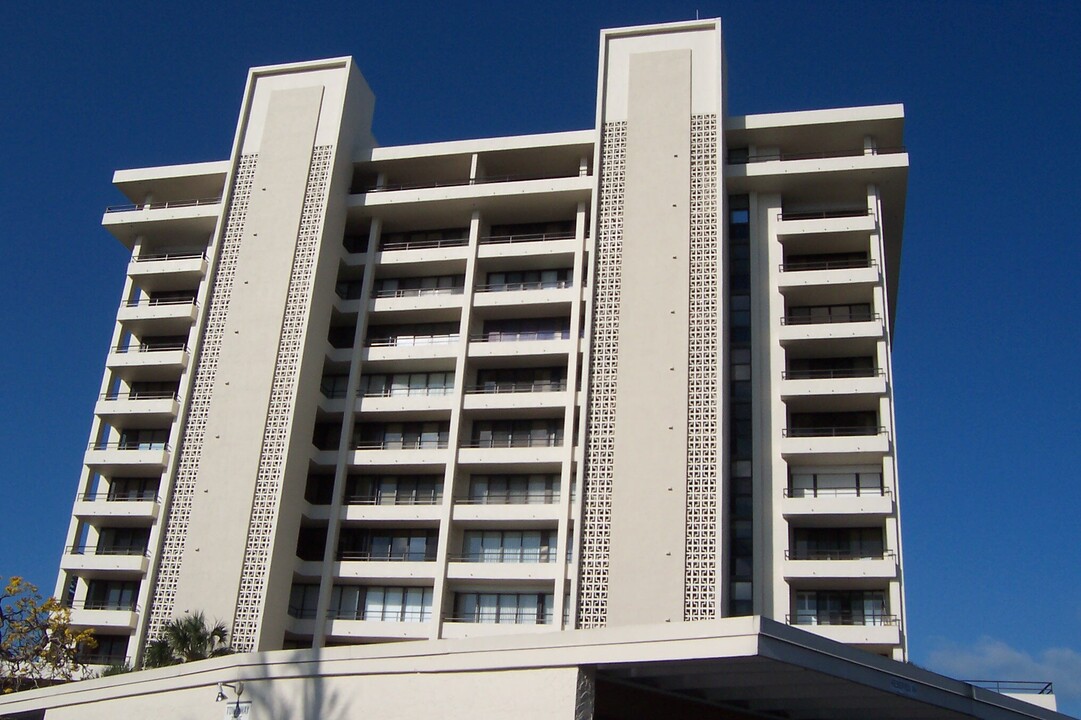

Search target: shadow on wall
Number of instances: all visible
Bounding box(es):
[256,655,345,720]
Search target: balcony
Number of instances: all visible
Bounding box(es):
[463,380,570,411]
[458,435,565,466]
[781,426,889,457]
[128,251,208,285]
[467,330,573,361]
[786,612,901,647]
[782,487,893,517]
[94,391,180,421]
[783,549,898,580]
[72,493,160,522]
[347,437,451,468]
[116,298,198,332]
[68,602,140,630]
[777,259,880,290]
[84,442,169,471]
[102,197,221,242]
[774,208,879,238]
[447,555,561,582]
[107,343,189,375]
[442,608,555,639]
[369,286,465,314]
[354,389,456,415]
[363,334,460,363]
[60,546,149,575]
[780,368,887,398]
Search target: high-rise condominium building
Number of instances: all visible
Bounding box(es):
[56,18,909,672]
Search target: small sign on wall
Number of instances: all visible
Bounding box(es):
[223,701,252,719]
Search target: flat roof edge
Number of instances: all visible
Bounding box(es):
[727,103,905,131]
[112,160,230,185]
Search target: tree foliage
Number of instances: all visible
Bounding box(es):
[0,577,96,694]
[144,611,232,668]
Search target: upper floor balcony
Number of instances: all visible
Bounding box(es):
[102,197,221,246]
[72,492,161,523]
[781,412,890,457]
[60,545,150,576]
[84,440,170,471]
[116,296,199,333]
[94,390,180,422]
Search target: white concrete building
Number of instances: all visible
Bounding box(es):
[0,17,1065,720]
[52,18,910,670]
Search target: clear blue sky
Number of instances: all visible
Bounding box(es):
[1,1,1078,712]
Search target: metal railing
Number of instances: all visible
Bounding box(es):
[69,600,139,612]
[77,653,131,666]
[784,549,894,561]
[336,550,435,562]
[289,606,432,622]
[467,380,567,394]
[783,486,890,498]
[67,545,149,557]
[445,611,554,625]
[780,258,876,272]
[88,441,170,452]
[967,680,1054,695]
[131,250,206,263]
[732,146,906,164]
[366,334,460,347]
[100,390,179,401]
[378,237,468,251]
[786,613,899,627]
[781,312,879,326]
[782,426,885,438]
[105,197,221,213]
[475,280,572,293]
[478,231,575,245]
[462,436,563,449]
[113,342,188,354]
[79,492,159,502]
[123,297,197,308]
[361,172,581,194]
[360,386,455,398]
[777,208,873,222]
[782,368,883,380]
[351,439,449,450]
[450,549,558,563]
[371,286,464,298]
[469,330,571,343]
[457,492,559,505]
[343,493,443,506]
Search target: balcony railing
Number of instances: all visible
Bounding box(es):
[731,146,906,165]
[475,280,573,293]
[467,380,567,394]
[445,610,554,625]
[336,550,435,562]
[105,197,221,213]
[783,486,890,498]
[361,386,455,398]
[371,287,464,299]
[462,436,563,449]
[70,600,139,612]
[131,251,207,263]
[351,439,449,450]
[114,342,188,354]
[343,493,443,506]
[782,368,883,380]
[100,391,179,401]
[780,258,876,272]
[478,231,575,245]
[79,492,159,502]
[361,172,581,194]
[470,330,571,343]
[379,237,468,251]
[68,545,149,557]
[777,208,873,222]
[785,549,894,561]
[77,653,130,666]
[88,441,170,452]
[786,613,898,627]
[782,426,885,438]
[366,334,460,347]
[457,492,559,505]
[450,549,557,563]
[781,312,879,326]
[123,297,197,309]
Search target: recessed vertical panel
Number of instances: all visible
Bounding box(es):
[606,49,692,625]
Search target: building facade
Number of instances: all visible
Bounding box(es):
[55,19,909,670]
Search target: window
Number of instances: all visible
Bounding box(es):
[474,367,566,393]
[786,356,875,380]
[789,469,884,497]
[788,412,879,437]
[107,477,158,501]
[360,371,453,397]
[785,303,874,324]
[95,528,149,555]
[794,590,889,626]
[320,374,350,398]
[460,530,556,563]
[470,419,563,448]
[116,429,168,450]
[373,274,464,297]
[330,586,433,622]
[84,581,139,610]
[483,268,572,291]
[337,529,438,561]
[453,592,553,624]
[791,527,885,560]
[80,635,128,665]
[288,583,320,619]
[466,474,559,504]
[366,322,459,346]
[479,317,570,341]
[345,475,443,505]
[353,422,450,450]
